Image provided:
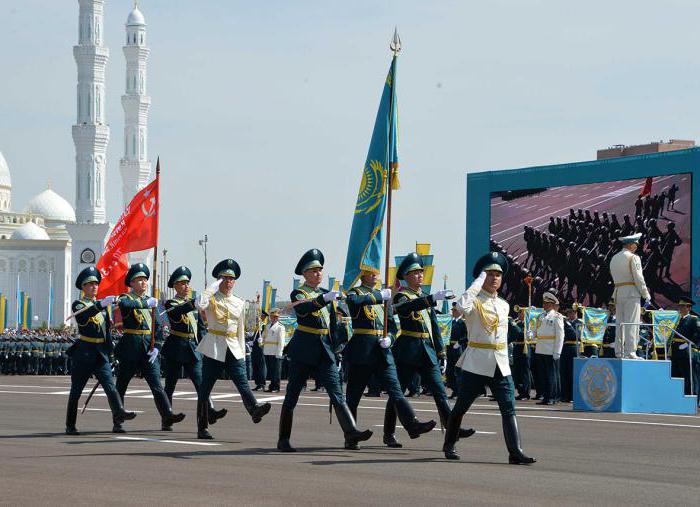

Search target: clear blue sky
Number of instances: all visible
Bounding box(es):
[2,0,700,297]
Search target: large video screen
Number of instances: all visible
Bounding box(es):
[489,173,691,309]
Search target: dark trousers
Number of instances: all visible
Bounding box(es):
[534,353,556,402]
[282,357,345,410]
[559,345,577,401]
[452,367,516,418]
[116,355,168,404]
[671,353,700,396]
[446,344,464,391]
[69,354,119,404]
[199,351,257,411]
[345,362,404,412]
[252,344,266,387]
[265,355,282,390]
[163,356,203,404]
[512,346,531,397]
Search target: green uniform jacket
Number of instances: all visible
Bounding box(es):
[68,298,112,363]
[286,284,338,366]
[672,314,700,357]
[392,288,443,367]
[344,286,397,367]
[161,297,205,365]
[115,293,163,363]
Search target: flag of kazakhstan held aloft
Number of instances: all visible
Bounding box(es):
[343,56,399,290]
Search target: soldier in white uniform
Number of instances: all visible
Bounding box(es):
[195,259,272,439]
[262,308,286,392]
[609,233,650,359]
[443,252,535,465]
[534,292,564,405]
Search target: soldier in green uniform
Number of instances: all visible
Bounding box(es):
[65,266,136,435]
[384,253,475,440]
[671,298,700,397]
[601,302,617,358]
[277,249,373,452]
[44,337,56,375]
[0,336,6,374]
[114,263,185,433]
[343,269,436,450]
[161,266,227,429]
[19,335,31,374]
[559,308,579,403]
[509,311,531,400]
[30,336,43,375]
[447,303,468,399]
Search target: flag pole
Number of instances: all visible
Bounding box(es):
[383,29,401,337]
[149,157,161,352]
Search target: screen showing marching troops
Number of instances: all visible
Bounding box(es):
[489,173,691,309]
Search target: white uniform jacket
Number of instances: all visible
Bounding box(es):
[534,310,564,357]
[196,291,247,362]
[456,279,511,377]
[262,321,286,358]
[609,249,650,301]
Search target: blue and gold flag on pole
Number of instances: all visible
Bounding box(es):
[651,310,680,347]
[581,307,609,344]
[342,55,399,290]
[523,308,544,342]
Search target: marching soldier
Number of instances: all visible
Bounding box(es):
[65,267,136,435]
[559,307,579,403]
[114,263,185,433]
[444,252,535,464]
[277,249,372,452]
[161,266,227,430]
[447,302,468,399]
[609,233,650,359]
[384,253,475,442]
[534,292,564,405]
[196,259,271,440]
[343,269,436,450]
[262,308,286,393]
[670,298,700,396]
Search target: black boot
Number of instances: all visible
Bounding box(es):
[105,387,136,424]
[197,400,213,440]
[112,421,125,434]
[502,415,536,465]
[344,405,361,450]
[383,401,401,448]
[438,399,475,440]
[207,398,227,425]
[154,390,185,430]
[442,411,464,460]
[246,402,271,424]
[65,399,80,435]
[395,398,436,439]
[277,407,296,452]
[335,403,372,447]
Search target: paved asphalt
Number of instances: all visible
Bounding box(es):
[1,376,699,506]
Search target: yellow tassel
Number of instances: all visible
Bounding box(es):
[391,164,401,190]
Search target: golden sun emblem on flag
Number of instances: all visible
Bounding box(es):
[355,160,387,215]
[656,319,675,339]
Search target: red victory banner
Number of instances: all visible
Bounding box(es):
[96,169,160,298]
[639,176,653,198]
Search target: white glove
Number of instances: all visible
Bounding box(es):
[378,336,392,349]
[644,298,652,309]
[452,342,460,349]
[431,289,454,302]
[323,291,343,303]
[440,360,447,374]
[276,354,284,359]
[553,353,560,361]
[146,297,158,308]
[147,347,159,364]
[99,295,116,306]
[470,271,487,291]
[380,289,392,301]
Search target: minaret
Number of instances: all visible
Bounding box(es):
[67,0,111,300]
[119,3,152,209]
[72,0,109,224]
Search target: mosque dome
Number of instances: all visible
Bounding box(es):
[11,222,50,241]
[24,188,76,223]
[0,151,11,188]
[126,6,146,26]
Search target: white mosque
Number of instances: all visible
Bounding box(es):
[0,1,152,328]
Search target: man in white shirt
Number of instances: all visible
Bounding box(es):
[534,292,564,405]
[263,308,286,392]
[195,259,271,439]
[609,233,651,359]
[443,252,535,465]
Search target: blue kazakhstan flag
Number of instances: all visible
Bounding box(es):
[343,56,399,289]
[651,309,680,347]
[581,307,609,344]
